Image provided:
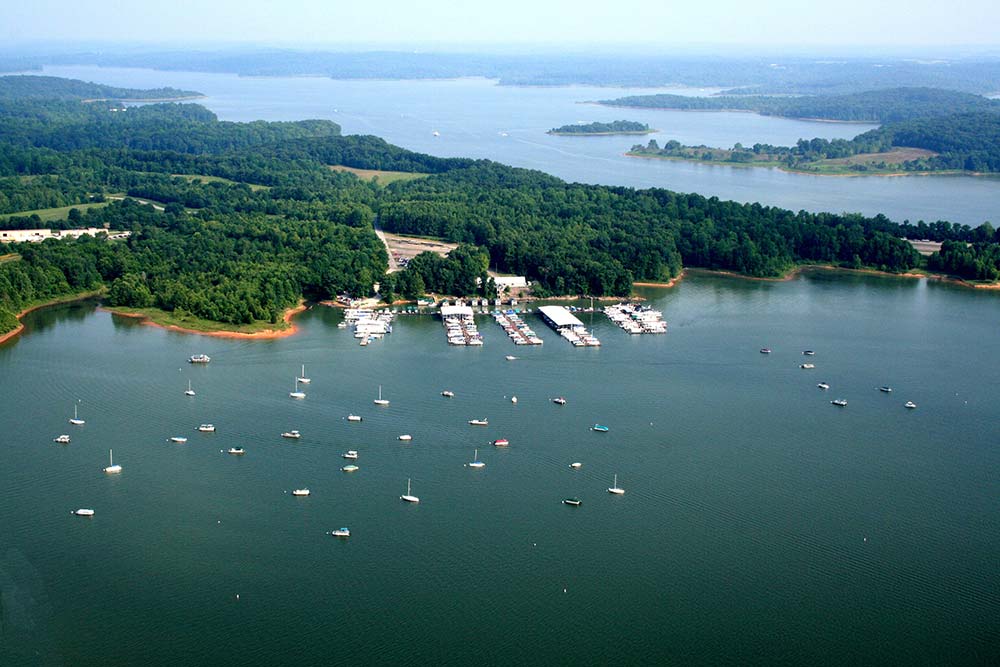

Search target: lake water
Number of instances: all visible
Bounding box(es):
[31,65,1000,227]
[1,272,998,665]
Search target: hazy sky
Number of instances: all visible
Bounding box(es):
[5,0,1000,50]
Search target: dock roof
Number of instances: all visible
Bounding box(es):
[538,305,583,328]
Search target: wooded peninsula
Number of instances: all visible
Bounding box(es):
[1,76,998,339]
[548,120,653,135]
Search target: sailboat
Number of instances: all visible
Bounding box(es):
[184,380,196,396]
[103,449,122,474]
[400,478,419,503]
[469,449,485,469]
[290,378,306,399]
[297,364,311,384]
[608,474,624,495]
[69,404,85,426]
[373,385,389,406]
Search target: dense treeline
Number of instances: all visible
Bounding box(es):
[0,75,201,101]
[600,88,1000,123]
[0,87,995,337]
[928,239,1000,281]
[548,120,651,135]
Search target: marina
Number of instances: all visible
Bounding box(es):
[440,304,484,346]
[344,308,394,346]
[537,305,601,347]
[603,302,667,334]
[491,310,544,345]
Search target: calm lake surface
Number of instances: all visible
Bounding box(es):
[1,272,998,665]
[31,65,1000,226]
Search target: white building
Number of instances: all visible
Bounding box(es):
[0,228,131,244]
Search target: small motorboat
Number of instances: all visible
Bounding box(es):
[341,464,359,472]
[53,434,71,444]
[441,390,455,398]
[342,450,359,460]
[226,447,245,456]
[511,396,517,404]
[329,527,350,538]
[569,462,582,469]
[281,430,301,439]
[562,498,582,506]
[505,355,518,361]
[292,489,311,496]
[492,438,509,447]
[552,397,567,405]
[188,354,211,364]
[469,418,489,426]
[398,434,412,441]
[800,363,815,369]
[904,401,917,409]
[346,414,362,422]
[879,386,893,393]
[831,399,848,407]
[170,436,188,443]
[198,424,216,432]
[72,508,95,516]
[591,424,609,433]
[759,348,771,354]
[817,382,830,390]
[803,350,815,356]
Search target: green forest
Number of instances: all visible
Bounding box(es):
[1,78,998,338]
[599,87,1000,123]
[548,120,652,135]
[0,75,201,101]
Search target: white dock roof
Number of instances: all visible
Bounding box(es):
[538,305,583,328]
[440,305,474,317]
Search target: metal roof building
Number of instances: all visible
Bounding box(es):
[537,305,583,329]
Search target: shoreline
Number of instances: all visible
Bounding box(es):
[0,290,106,345]
[686,264,1000,290]
[103,302,308,339]
[547,130,658,137]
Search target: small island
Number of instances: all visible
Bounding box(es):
[548,120,655,136]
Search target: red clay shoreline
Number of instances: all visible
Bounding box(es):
[103,302,308,339]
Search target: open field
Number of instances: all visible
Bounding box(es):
[171,174,270,191]
[0,201,111,222]
[329,165,428,185]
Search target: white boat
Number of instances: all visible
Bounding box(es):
[469,418,489,426]
[552,397,567,405]
[817,382,830,390]
[53,434,71,444]
[341,464,359,472]
[198,424,215,432]
[290,378,306,399]
[400,478,419,503]
[441,390,455,398]
[69,404,85,426]
[184,380,196,396]
[505,355,517,361]
[432,130,440,137]
[281,430,301,439]
[188,354,210,364]
[511,396,517,404]
[103,449,122,474]
[492,438,509,447]
[227,447,245,455]
[342,450,359,459]
[170,436,188,443]
[329,527,351,538]
[398,434,412,441]
[468,449,485,469]
[347,414,362,422]
[800,363,815,369]
[297,364,311,384]
[831,399,848,407]
[569,462,582,469]
[373,385,390,406]
[73,508,95,516]
[904,401,917,409]
[608,474,625,495]
[292,488,310,496]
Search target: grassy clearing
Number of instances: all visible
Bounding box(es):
[171,174,270,191]
[107,306,292,335]
[0,253,20,263]
[0,201,111,222]
[329,165,428,185]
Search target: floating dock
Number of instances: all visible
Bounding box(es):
[492,310,543,345]
[537,305,600,347]
[345,308,394,346]
[441,304,483,346]
[604,303,667,334]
